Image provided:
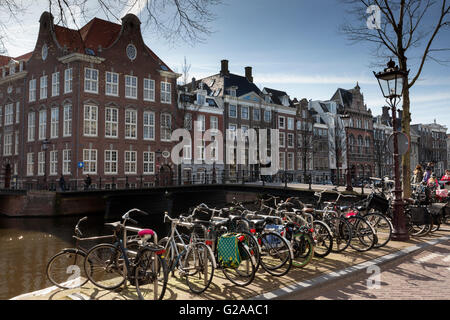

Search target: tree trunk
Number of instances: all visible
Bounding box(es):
[401,83,412,198]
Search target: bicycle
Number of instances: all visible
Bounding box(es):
[83,209,168,300]
[46,216,115,289]
[159,211,216,294]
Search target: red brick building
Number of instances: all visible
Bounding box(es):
[1,12,180,189]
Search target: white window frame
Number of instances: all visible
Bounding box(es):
[125,75,138,99]
[28,112,35,141]
[279,132,285,148]
[287,117,294,130]
[160,81,171,104]
[125,109,137,139]
[279,152,286,170]
[105,71,119,96]
[241,106,249,120]
[64,68,72,94]
[28,79,35,102]
[38,151,45,176]
[27,153,34,176]
[210,116,218,131]
[143,111,155,140]
[83,105,98,137]
[50,107,59,139]
[278,116,285,129]
[287,133,294,148]
[84,68,98,94]
[287,152,294,170]
[63,149,71,175]
[40,75,48,100]
[83,149,97,174]
[39,109,47,140]
[264,110,271,122]
[184,113,192,130]
[124,151,137,174]
[104,150,118,175]
[52,72,60,97]
[4,103,13,126]
[143,151,155,175]
[197,114,206,132]
[3,133,12,156]
[253,108,261,121]
[229,105,237,118]
[50,150,58,175]
[15,102,19,124]
[160,113,172,142]
[14,131,19,156]
[63,105,72,137]
[105,107,118,138]
[143,78,155,102]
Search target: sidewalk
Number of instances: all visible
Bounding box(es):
[12,227,450,301]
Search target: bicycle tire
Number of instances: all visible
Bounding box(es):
[364,212,392,248]
[222,242,256,287]
[184,242,215,294]
[291,232,314,268]
[134,247,168,300]
[346,216,376,252]
[326,217,352,253]
[258,231,292,277]
[84,243,126,290]
[46,249,90,289]
[312,221,333,258]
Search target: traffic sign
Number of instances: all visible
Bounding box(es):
[387,132,410,155]
[77,161,84,168]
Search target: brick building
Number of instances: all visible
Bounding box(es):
[1,11,180,189]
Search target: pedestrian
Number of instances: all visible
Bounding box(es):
[423,165,432,184]
[412,164,424,184]
[59,175,66,192]
[440,169,450,189]
[427,173,439,189]
[84,175,92,190]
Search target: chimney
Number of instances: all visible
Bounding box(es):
[191,77,196,91]
[245,66,253,83]
[220,59,229,76]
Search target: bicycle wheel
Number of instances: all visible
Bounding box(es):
[134,248,168,300]
[326,217,352,253]
[291,232,314,268]
[347,216,376,252]
[364,212,392,248]
[46,249,90,289]
[312,221,333,258]
[222,242,256,287]
[184,242,215,294]
[84,243,126,290]
[258,231,292,277]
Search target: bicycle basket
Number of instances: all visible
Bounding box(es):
[410,207,431,225]
[368,194,389,213]
[217,233,242,268]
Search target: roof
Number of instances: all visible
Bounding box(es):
[0,52,33,68]
[264,87,290,106]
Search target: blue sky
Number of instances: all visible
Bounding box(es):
[2,0,450,129]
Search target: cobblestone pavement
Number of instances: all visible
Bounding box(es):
[307,238,450,300]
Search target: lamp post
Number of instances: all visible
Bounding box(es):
[340,114,353,192]
[374,59,410,241]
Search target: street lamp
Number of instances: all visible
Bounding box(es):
[374,59,410,241]
[340,114,353,192]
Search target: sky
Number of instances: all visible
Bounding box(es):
[1,0,450,130]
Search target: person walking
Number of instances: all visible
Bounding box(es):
[440,169,450,189]
[84,175,92,190]
[412,165,424,184]
[423,165,432,184]
[59,175,66,192]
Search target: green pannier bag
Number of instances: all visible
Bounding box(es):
[217,233,242,268]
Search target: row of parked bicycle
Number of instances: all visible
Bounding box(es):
[45,178,449,300]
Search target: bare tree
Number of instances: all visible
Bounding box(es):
[0,0,222,53]
[295,99,315,183]
[181,56,191,85]
[340,0,450,197]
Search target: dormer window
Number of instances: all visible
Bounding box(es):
[9,61,16,75]
[282,96,289,106]
[228,87,237,97]
[197,93,206,106]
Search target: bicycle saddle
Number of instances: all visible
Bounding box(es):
[138,229,154,237]
[105,222,121,231]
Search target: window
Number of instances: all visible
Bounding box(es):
[184,113,192,130]
[83,105,97,136]
[264,110,270,122]
[125,75,137,99]
[28,112,35,141]
[27,153,34,176]
[52,72,60,97]
[278,116,285,129]
[197,93,205,106]
[197,115,206,132]
[50,150,57,175]
[3,134,12,156]
[143,78,155,101]
[183,143,192,161]
[210,116,218,131]
[196,139,205,161]
[160,113,171,141]
[64,68,72,93]
[143,111,155,140]
[279,152,286,170]
[30,79,37,102]
[14,131,18,155]
[287,133,294,148]
[63,105,72,137]
[125,109,137,139]
[105,107,118,138]
[39,109,47,140]
[229,88,236,97]
[0,107,2,126]
[84,68,98,93]
[229,105,237,118]
[287,118,294,130]
[38,151,45,176]
[287,153,294,170]
[104,150,118,174]
[241,106,249,120]
[63,149,71,175]
[15,102,19,124]
[50,107,58,138]
[143,152,155,175]
[83,149,97,174]
[279,132,285,147]
[5,104,13,126]
[161,81,171,104]
[125,151,137,174]
[40,75,48,99]
[253,108,260,121]
[106,72,119,96]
